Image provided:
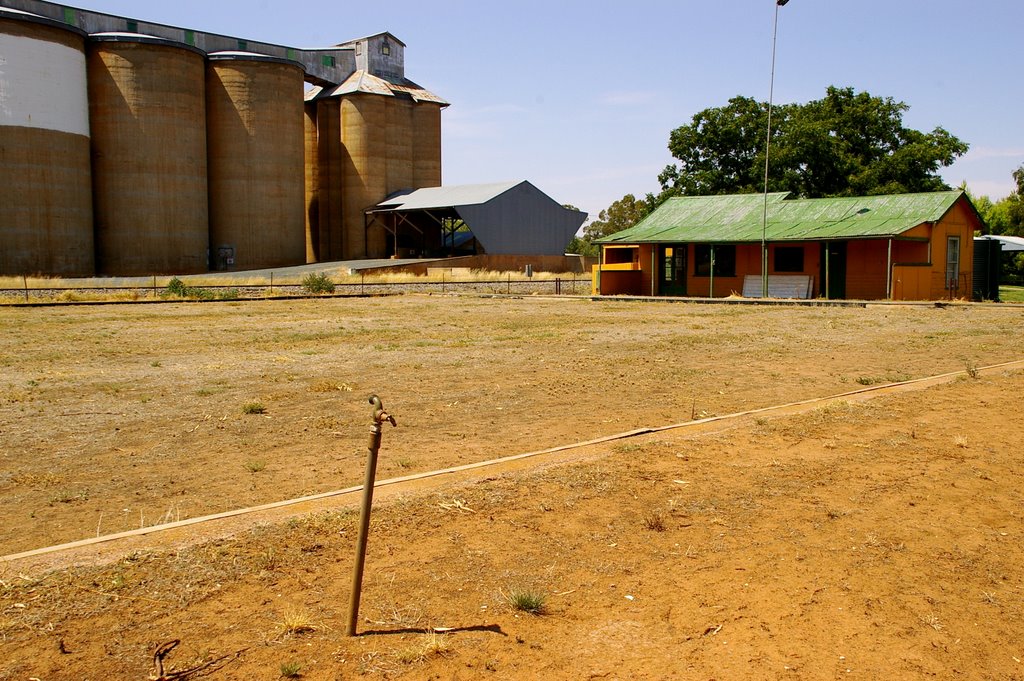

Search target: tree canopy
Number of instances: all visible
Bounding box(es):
[656,86,968,202]
[976,163,1024,237]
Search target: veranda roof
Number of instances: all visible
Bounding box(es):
[598,191,966,244]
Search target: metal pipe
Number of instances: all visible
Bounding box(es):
[824,243,831,299]
[886,238,893,299]
[761,0,788,299]
[709,245,715,299]
[651,247,656,296]
[346,395,396,637]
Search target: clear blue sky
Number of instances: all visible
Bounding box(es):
[78,0,1023,221]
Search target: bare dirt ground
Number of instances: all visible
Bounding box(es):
[1,295,1024,679]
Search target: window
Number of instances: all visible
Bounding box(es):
[694,245,736,277]
[381,42,391,55]
[946,236,960,289]
[774,246,804,273]
[321,55,336,68]
[126,20,138,33]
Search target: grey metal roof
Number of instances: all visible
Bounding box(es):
[372,181,525,211]
[978,234,1024,252]
[370,181,587,256]
[307,70,448,105]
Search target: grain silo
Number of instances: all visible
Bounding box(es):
[87,32,209,275]
[0,8,94,277]
[413,102,443,189]
[340,94,389,258]
[206,52,306,271]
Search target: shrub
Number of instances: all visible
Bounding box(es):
[242,401,267,415]
[302,272,335,295]
[163,277,217,300]
[505,588,546,615]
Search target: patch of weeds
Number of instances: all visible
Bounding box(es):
[162,277,216,301]
[504,588,547,615]
[279,661,302,678]
[964,359,980,379]
[50,489,88,505]
[301,272,336,295]
[276,610,316,637]
[642,512,667,532]
[396,632,452,664]
[395,458,414,469]
[150,360,162,368]
[245,459,267,473]
[612,442,644,454]
[217,288,240,301]
[242,401,267,415]
[954,435,968,449]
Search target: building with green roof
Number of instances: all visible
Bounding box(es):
[593,190,983,301]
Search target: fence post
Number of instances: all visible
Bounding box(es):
[270,272,274,295]
[23,275,29,303]
[507,273,511,295]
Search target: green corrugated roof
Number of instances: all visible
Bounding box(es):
[598,190,966,244]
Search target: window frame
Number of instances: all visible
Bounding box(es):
[694,244,736,278]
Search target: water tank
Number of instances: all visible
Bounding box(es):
[0,9,94,277]
[206,52,306,271]
[88,33,209,275]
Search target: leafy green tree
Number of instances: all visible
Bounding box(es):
[583,194,650,241]
[657,86,968,201]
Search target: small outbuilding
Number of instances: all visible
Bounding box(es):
[594,190,983,301]
[366,180,587,259]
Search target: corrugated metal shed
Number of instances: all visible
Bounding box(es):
[600,191,965,244]
[369,181,587,256]
[977,234,1024,252]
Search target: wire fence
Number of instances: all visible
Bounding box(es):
[0,274,593,304]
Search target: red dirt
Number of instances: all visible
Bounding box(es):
[2,296,1023,679]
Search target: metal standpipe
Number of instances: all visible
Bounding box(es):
[346,395,397,636]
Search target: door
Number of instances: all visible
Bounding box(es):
[659,245,687,296]
[820,241,847,299]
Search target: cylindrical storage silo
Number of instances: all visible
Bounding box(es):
[412,102,443,190]
[385,96,414,195]
[206,52,306,271]
[340,94,389,259]
[88,33,209,275]
[0,9,94,277]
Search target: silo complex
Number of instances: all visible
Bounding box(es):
[207,53,306,271]
[88,33,209,275]
[0,9,94,276]
[0,2,447,276]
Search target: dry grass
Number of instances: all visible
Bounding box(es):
[396,632,452,664]
[275,610,318,637]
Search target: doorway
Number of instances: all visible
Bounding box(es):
[820,241,847,299]
[659,245,687,296]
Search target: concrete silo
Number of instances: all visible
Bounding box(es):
[340,94,389,258]
[88,33,209,275]
[413,102,443,189]
[0,9,94,277]
[206,52,306,271]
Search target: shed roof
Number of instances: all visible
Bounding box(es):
[369,181,587,256]
[599,191,968,244]
[372,181,525,212]
[306,70,448,105]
